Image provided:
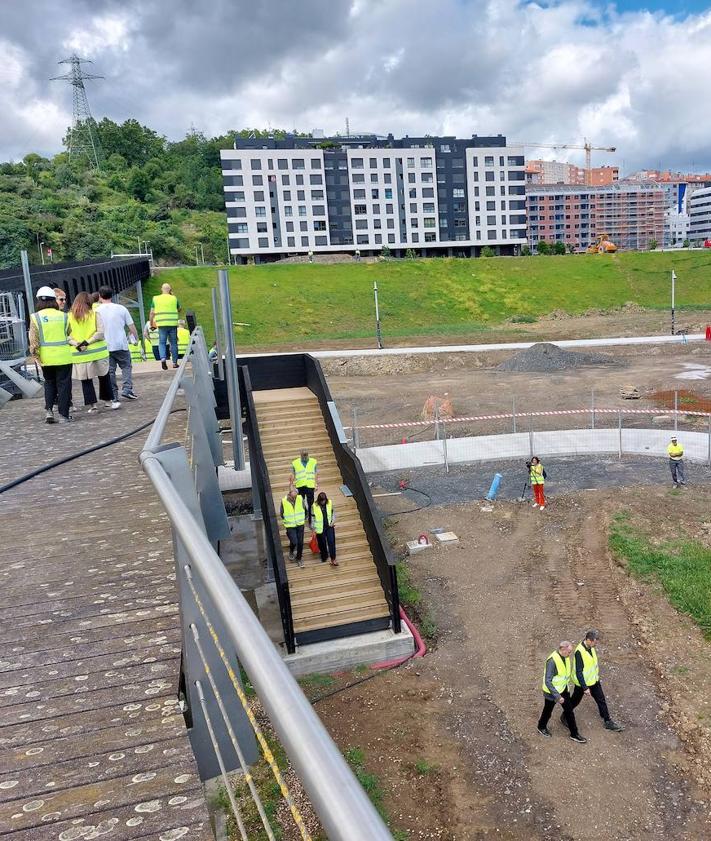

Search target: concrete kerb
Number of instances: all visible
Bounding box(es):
[356,427,711,473]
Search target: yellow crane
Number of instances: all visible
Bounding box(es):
[514,139,617,186]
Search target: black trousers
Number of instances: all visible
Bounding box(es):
[42,364,72,417]
[570,682,610,721]
[538,688,580,737]
[285,526,304,560]
[297,486,315,523]
[316,526,337,561]
[80,373,112,406]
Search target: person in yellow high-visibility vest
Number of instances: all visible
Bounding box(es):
[176,320,191,359]
[290,449,318,526]
[28,286,73,423]
[149,282,182,370]
[313,491,338,566]
[569,630,624,732]
[143,321,161,361]
[529,456,546,510]
[67,291,117,412]
[537,640,586,743]
[280,488,306,565]
[667,436,686,487]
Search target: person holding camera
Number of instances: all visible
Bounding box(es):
[529,456,546,510]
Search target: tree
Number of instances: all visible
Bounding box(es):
[405,248,417,259]
[683,238,690,248]
[127,167,151,202]
[0,216,32,268]
[97,119,165,166]
[520,245,531,256]
[537,241,550,255]
[648,239,658,251]
[480,245,495,257]
[552,241,566,255]
[566,243,576,254]
[381,245,391,258]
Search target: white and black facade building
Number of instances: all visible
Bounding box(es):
[220,134,527,262]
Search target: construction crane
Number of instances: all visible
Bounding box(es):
[514,139,617,186]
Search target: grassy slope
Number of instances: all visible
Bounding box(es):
[145,251,711,346]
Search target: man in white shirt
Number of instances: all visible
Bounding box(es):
[97,286,140,401]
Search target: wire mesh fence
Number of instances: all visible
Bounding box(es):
[347,395,711,474]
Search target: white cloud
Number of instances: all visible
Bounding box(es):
[3,0,711,174]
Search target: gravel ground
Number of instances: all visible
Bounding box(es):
[497,342,619,372]
[370,454,711,511]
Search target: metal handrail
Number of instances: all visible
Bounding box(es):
[140,330,393,840]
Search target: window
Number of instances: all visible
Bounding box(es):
[353,188,366,199]
[386,203,393,213]
[454,219,467,228]
[388,233,396,243]
[287,236,295,246]
[234,223,248,233]
[410,218,419,228]
[233,191,245,201]
[315,235,327,245]
[486,201,495,211]
[384,188,393,199]
[281,175,290,185]
[384,173,391,184]
[300,221,308,231]
[485,172,495,182]
[354,204,367,215]
[257,222,268,233]
[351,157,364,169]
[423,202,435,213]
[439,218,448,227]
[310,158,322,169]
[452,159,464,169]
[422,187,434,198]
[453,188,465,198]
[252,175,263,186]
[370,157,378,168]
[485,156,494,166]
[310,174,323,185]
[440,144,451,153]
[314,220,327,231]
[382,157,391,168]
[301,236,309,246]
[487,215,497,225]
[292,158,305,170]
[371,173,378,183]
[284,206,293,216]
[295,174,304,185]
[425,232,436,242]
[311,190,323,200]
[407,157,415,168]
[373,219,382,229]
[375,234,382,244]
[372,204,380,214]
[424,217,436,228]
[487,231,497,240]
[356,234,369,244]
[253,190,264,202]
[387,218,395,229]
[286,221,294,232]
[313,205,325,215]
[409,188,417,198]
[258,237,269,247]
[408,173,416,183]
[277,159,288,170]
[355,219,368,230]
[409,202,417,213]
[250,158,262,170]
[422,172,433,183]
[224,159,242,170]
[297,190,305,200]
[255,207,266,217]
[352,173,365,183]
[508,156,524,167]
[282,190,291,201]
[411,233,419,242]
[234,206,246,218]
[422,157,433,168]
[372,189,379,199]
[486,186,495,196]
[298,205,307,216]
[228,175,243,186]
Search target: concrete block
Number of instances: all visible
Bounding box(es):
[218,464,252,491]
[434,531,459,544]
[283,624,415,677]
[406,539,432,555]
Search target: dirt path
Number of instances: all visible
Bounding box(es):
[340,490,711,840]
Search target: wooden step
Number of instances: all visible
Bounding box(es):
[294,604,390,634]
[288,556,376,584]
[291,585,384,610]
[291,572,383,597]
[292,597,389,625]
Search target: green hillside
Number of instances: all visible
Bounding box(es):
[146,251,711,346]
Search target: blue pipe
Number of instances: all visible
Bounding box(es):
[486,473,503,501]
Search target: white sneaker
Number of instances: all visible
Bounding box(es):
[539,505,546,511]
[87,405,101,413]
[110,401,121,410]
[532,502,539,508]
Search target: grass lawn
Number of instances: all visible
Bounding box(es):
[145,251,711,346]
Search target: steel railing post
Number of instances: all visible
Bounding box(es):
[618,411,622,460]
[591,389,595,430]
[352,405,360,450]
[219,269,245,471]
[674,389,678,432]
[512,395,517,434]
[211,287,225,380]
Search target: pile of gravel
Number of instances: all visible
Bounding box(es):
[497,342,617,373]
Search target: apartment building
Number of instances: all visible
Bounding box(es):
[625,171,711,246]
[526,159,619,186]
[526,183,665,251]
[220,134,527,261]
[688,186,711,242]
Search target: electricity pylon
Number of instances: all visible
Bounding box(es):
[51,54,104,169]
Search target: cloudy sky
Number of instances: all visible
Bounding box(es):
[3,0,711,173]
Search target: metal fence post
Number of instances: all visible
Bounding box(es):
[528,417,534,459]
[219,269,245,471]
[591,389,595,430]
[674,389,678,431]
[442,419,449,474]
[512,396,517,434]
[352,405,360,450]
[618,411,622,460]
[21,250,34,315]
[211,286,224,380]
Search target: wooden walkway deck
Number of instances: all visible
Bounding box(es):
[0,372,212,840]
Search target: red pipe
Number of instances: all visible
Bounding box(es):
[370,606,427,670]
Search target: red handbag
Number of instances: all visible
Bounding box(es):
[309,532,319,554]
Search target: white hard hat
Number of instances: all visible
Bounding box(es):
[36,286,56,299]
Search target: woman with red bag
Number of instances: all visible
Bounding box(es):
[313,491,338,566]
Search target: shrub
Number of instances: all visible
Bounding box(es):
[480,245,495,257]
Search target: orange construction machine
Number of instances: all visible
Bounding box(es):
[587,234,617,253]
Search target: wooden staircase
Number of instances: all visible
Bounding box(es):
[253,387,390,639]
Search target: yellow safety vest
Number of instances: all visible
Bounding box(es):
[291,457,317,489]
[312,500,334,534]
[68,312,109,362]
[129,339,144,362]
[152,293,179,327]
[530,463,545,485]
[146,325,159,347]
[542,650,572,695]
[177,327,190,355]
[281,495,306,528]
[31,309,72,366]
[667,443,684,460]
[572,643,599,687]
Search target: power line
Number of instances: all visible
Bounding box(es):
[50,54,104,169]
